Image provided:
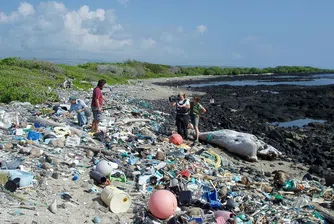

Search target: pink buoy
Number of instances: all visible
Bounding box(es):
[149,190,177,219]
[169,134,183,145]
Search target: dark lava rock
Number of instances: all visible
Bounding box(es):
[324,173,334,186]
[265,172,272,177]
[150,79,334,177]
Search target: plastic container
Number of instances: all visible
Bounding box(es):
[100,186,132,213]
[27,131,42,141]
[0,170,34,187]
[90,171,107,184]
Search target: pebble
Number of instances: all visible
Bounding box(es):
[48,199,57,214]
[4,143,13,150]
[86,150,94,158]
[52,172,59,179]
[93,216,101,223]
[30,148,43,157]
[42,162,51,170]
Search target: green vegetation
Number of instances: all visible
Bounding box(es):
[1,57,333,104]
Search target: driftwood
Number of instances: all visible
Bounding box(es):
[121,118,151,124]
[76,145,116,156]
[35,117,84,137]
[311,202,334,223]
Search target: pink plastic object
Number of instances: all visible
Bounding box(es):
[215,210,232,222]
[169,134,183,145]
[149,190,177,219]
[216,217,226,224]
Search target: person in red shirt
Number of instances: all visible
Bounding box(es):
[91,79,106,132]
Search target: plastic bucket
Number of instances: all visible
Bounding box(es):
[101,186,131,213]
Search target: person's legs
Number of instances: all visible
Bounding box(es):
[184,115,189,140]
[77,112,87,126]
[176,115,183,137]
[194,116,200,141]
[91,109,98,132]
[180,115,189,140]
[95,110,102,132]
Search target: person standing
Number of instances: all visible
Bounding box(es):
[190,96,206,142]
[64,96,89,126]
[91,79,106,133]
[172,92,190,140]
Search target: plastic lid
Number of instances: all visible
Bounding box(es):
[109,192,132,213]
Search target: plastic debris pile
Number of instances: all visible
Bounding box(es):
[0,85,333,224]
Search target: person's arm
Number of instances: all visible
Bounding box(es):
[184,100,191,109]
[96,99,101,111]
[78,100,87,113]
[172,102,176,107]
[103,95,108,103]
[200,106,207,114]
[63,111,70,117]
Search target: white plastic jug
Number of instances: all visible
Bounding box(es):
[101,186,132,213]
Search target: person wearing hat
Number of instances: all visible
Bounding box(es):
[64,96,89,126]
[172,92,190,140]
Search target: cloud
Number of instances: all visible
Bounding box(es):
[0,2,35,23]
[196,25,207,34]
[140,38,156,49]
[177,26,184,33]
[0,2,207,63]
[118,0,129,5]
[0,2,132,54]
[18,2,35,16]
[160,32,173,43]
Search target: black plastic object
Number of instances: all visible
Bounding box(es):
[302,173,313,181]
[150,176,158,185]
[167,217,177,224]
[178,190,192,206]
[90,171,107,184]
[5,178,20,192]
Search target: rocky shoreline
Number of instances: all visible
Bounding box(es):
[150,75,334,177]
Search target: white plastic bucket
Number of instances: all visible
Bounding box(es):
[101,186,132,213]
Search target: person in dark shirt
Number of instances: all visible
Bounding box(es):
[172,92,191,139]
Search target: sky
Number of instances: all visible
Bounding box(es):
[0,0,333,68]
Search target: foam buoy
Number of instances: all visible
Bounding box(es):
[96,160,118,176]
[169,134,183,145]
[149,190,177,219]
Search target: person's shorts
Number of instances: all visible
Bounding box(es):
[92,107,102,121]
[191,115,199,127]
